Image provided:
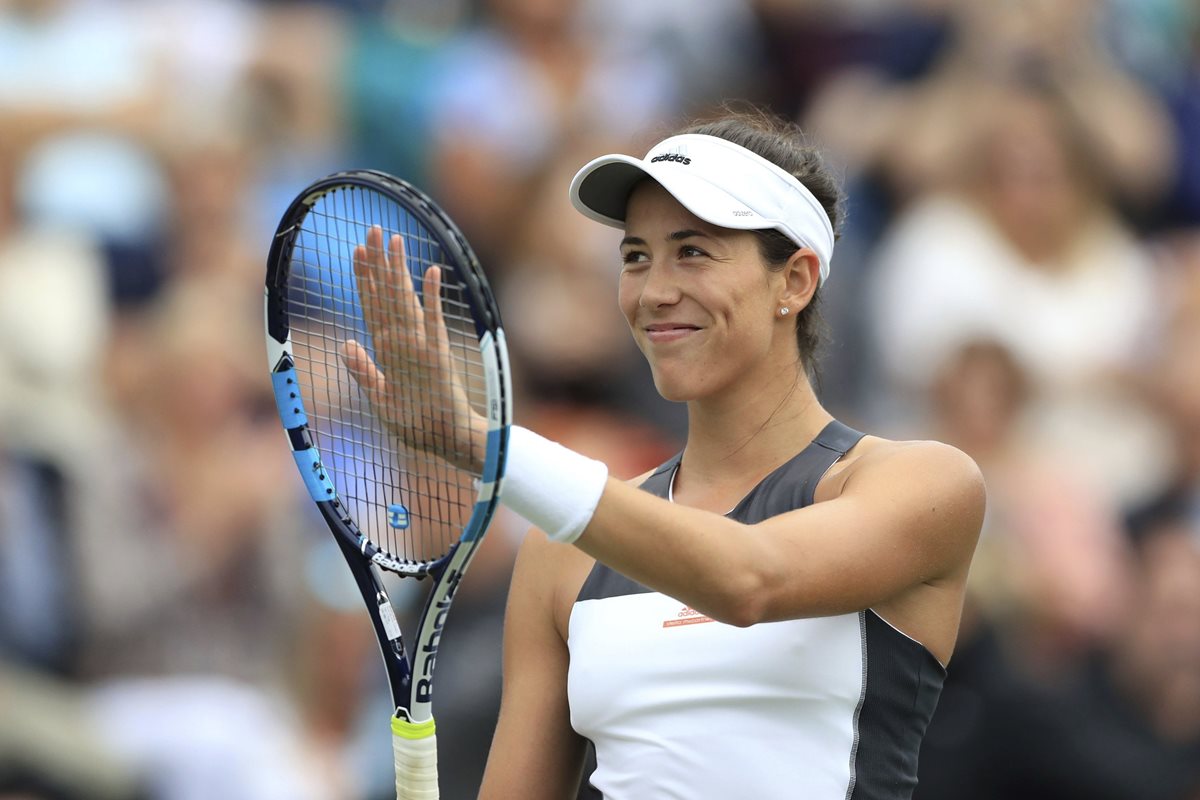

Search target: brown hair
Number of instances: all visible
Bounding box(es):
[677,108,845,376]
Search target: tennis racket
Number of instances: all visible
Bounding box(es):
[263,170,511,799]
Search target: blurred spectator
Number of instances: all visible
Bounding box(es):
[577,0,766,113]
[16,132,170,306]
[157,123,264,299]
[0,226,110,460]
[1128,235,1200,547]
[0,0,267,307]
[0,453,78,677]
[0,143,113,681]
[1102,0,1197,87]
[0,0,160,148]
[913,336,1200,800]
[798,2,1178,420]
[918,519,1200,800]
[925,339,1135,673]
[1123,0,1200,228]
[1105,530,1200,773]
[240,1,349,236]
[866,79,1170,506]
[423,0,681,269]
[338,1,472,190]
[70,280,341,799]
[805,0,1176,210]
[88,677,328,800]
[81,279,302,684]
[0,663,147,800]
[753,0,954,120]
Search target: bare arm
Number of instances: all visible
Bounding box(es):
[478,531,588,800]
[574,440,984,629]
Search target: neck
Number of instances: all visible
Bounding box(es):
[680,361,832,485]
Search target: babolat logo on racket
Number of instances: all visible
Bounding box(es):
[650,152,691,165]
[415,568,464,704]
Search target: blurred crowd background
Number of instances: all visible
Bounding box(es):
[1,0,1199,798]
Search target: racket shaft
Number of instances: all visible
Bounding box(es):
[393,716,439,799]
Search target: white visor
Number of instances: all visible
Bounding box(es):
[569,133,835,284]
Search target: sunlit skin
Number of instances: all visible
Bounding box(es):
[618,181,831,509]
[620,181,813,404]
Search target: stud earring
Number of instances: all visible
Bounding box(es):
[780,307,790,316]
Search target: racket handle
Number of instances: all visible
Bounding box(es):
[393,715,439,800]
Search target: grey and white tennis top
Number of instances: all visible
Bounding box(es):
[567,421,945,800]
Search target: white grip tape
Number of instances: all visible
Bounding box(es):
[392,716,439,800]
[501,426,610,544]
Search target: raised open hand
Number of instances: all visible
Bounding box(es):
[341,226,486,473]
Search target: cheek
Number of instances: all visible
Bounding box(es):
[719,304,781,372]
[714,286,769,339]
[617,276,641,326]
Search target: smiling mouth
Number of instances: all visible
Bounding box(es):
[644,324,701,343]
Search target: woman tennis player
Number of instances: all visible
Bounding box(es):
[352,110,984,799]
[477,111,984,800]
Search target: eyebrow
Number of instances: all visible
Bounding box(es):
[620,229,713,248]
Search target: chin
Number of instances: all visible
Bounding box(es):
[649,368,707,403]
[654,384,690,403]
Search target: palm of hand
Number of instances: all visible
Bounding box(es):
[341,226,484,473]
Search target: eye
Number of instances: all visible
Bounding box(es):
[679,244,708,259]
[621,250,649,266]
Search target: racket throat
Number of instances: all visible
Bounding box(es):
[407,559,465,721]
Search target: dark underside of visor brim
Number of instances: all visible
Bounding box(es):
[577,162,654,223]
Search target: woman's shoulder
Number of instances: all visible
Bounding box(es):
[819,434,987,583]
[820,433,985,507]
[511,523,598,638]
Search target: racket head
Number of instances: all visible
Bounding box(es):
[264,170,511,576]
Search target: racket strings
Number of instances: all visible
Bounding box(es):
[287,186,488,565]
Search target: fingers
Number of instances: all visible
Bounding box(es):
[353,227,385,333]
[341,338,385,399]
[354,226,424,330]
[424,266,464,420]
[387,233,424,325]
[422,264,446,351]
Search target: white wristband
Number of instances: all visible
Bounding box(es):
[501,426,609,544]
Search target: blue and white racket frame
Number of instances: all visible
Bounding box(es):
[263,170,512,800]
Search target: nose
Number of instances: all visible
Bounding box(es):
[638,261,681,310]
